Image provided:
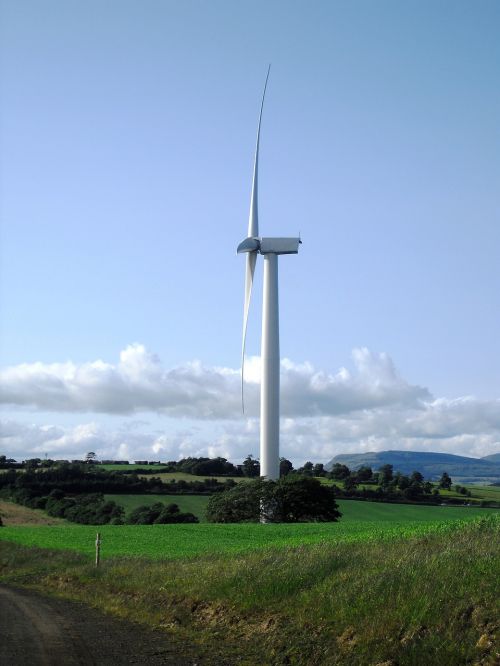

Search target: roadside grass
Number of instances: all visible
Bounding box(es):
[1,515,498,665]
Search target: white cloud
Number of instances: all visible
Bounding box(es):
[1,344,499,462]
[0,344,430,418]
[0,419,198,463]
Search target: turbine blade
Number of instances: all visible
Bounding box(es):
[248,64,271,239]
[241,250,257,413]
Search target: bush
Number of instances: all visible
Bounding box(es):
[206,475,342,523]
[44,492,125,524]
[206,480,264,522]
[127,502,199,524]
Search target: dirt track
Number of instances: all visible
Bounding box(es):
[0,585,197,665]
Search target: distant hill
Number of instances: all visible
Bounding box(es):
[325,450,500,483]
[481,453,500,463]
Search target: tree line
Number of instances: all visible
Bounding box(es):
[327,464,461,503]
[0,464,236,496]
[0,463,235,525]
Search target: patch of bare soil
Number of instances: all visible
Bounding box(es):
[0,501,65,526]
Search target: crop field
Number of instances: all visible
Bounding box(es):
[0,503,497,560]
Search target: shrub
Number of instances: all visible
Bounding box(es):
[127,502,198,524]
[206,475,342,523]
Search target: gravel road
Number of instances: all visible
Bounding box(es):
[0,585,198,665]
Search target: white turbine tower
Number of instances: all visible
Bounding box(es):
[237,67,301,481]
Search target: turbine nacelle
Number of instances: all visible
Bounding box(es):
[237,237,301,255]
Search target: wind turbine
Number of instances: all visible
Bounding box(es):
[237,67,301,481]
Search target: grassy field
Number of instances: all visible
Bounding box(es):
[0,503,497,560]
[98,465,243,483]
[99,464,171,471]
[1,514,498,665]
[138,471,244,483]
[440,483,500,503]
[104,493,210,520]
[321,477,500,503]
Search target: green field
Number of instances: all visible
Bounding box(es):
[321,477,500,503]
[98,465,243,483]
[0,502,497,560]
[105,492,498,524]
[104,493,210,520]
[1,515,498,665]
[440,483,500,503]
[98,464,170,471]
[137,471,243,483]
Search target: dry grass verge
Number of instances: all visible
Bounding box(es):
[0,500,66,526]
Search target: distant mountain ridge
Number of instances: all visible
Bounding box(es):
[481,453,500,463]
[325,450,500,483]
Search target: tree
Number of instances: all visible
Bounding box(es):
[85,452,97,464]
[378,464,394,486]
[270,475,341,522]
[280,458,294,477]
[127,502,198,524]
[206,479,264,522]
[403,483,423,500]
[242,455,260,478]
[298,461,314,476]
[329,463,350,480]
[356,466,373,482]
[189,457,238,476]
[343,476,358,493]
[396,474,410,491]
[24,458,41,470]
[206,476,341,523]
[439,472,452,490]
[312,463,326,477]
[410,471,424,485]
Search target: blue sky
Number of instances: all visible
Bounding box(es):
[1,0,499,464]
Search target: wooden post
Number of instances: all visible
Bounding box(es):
[95,532,101,567]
